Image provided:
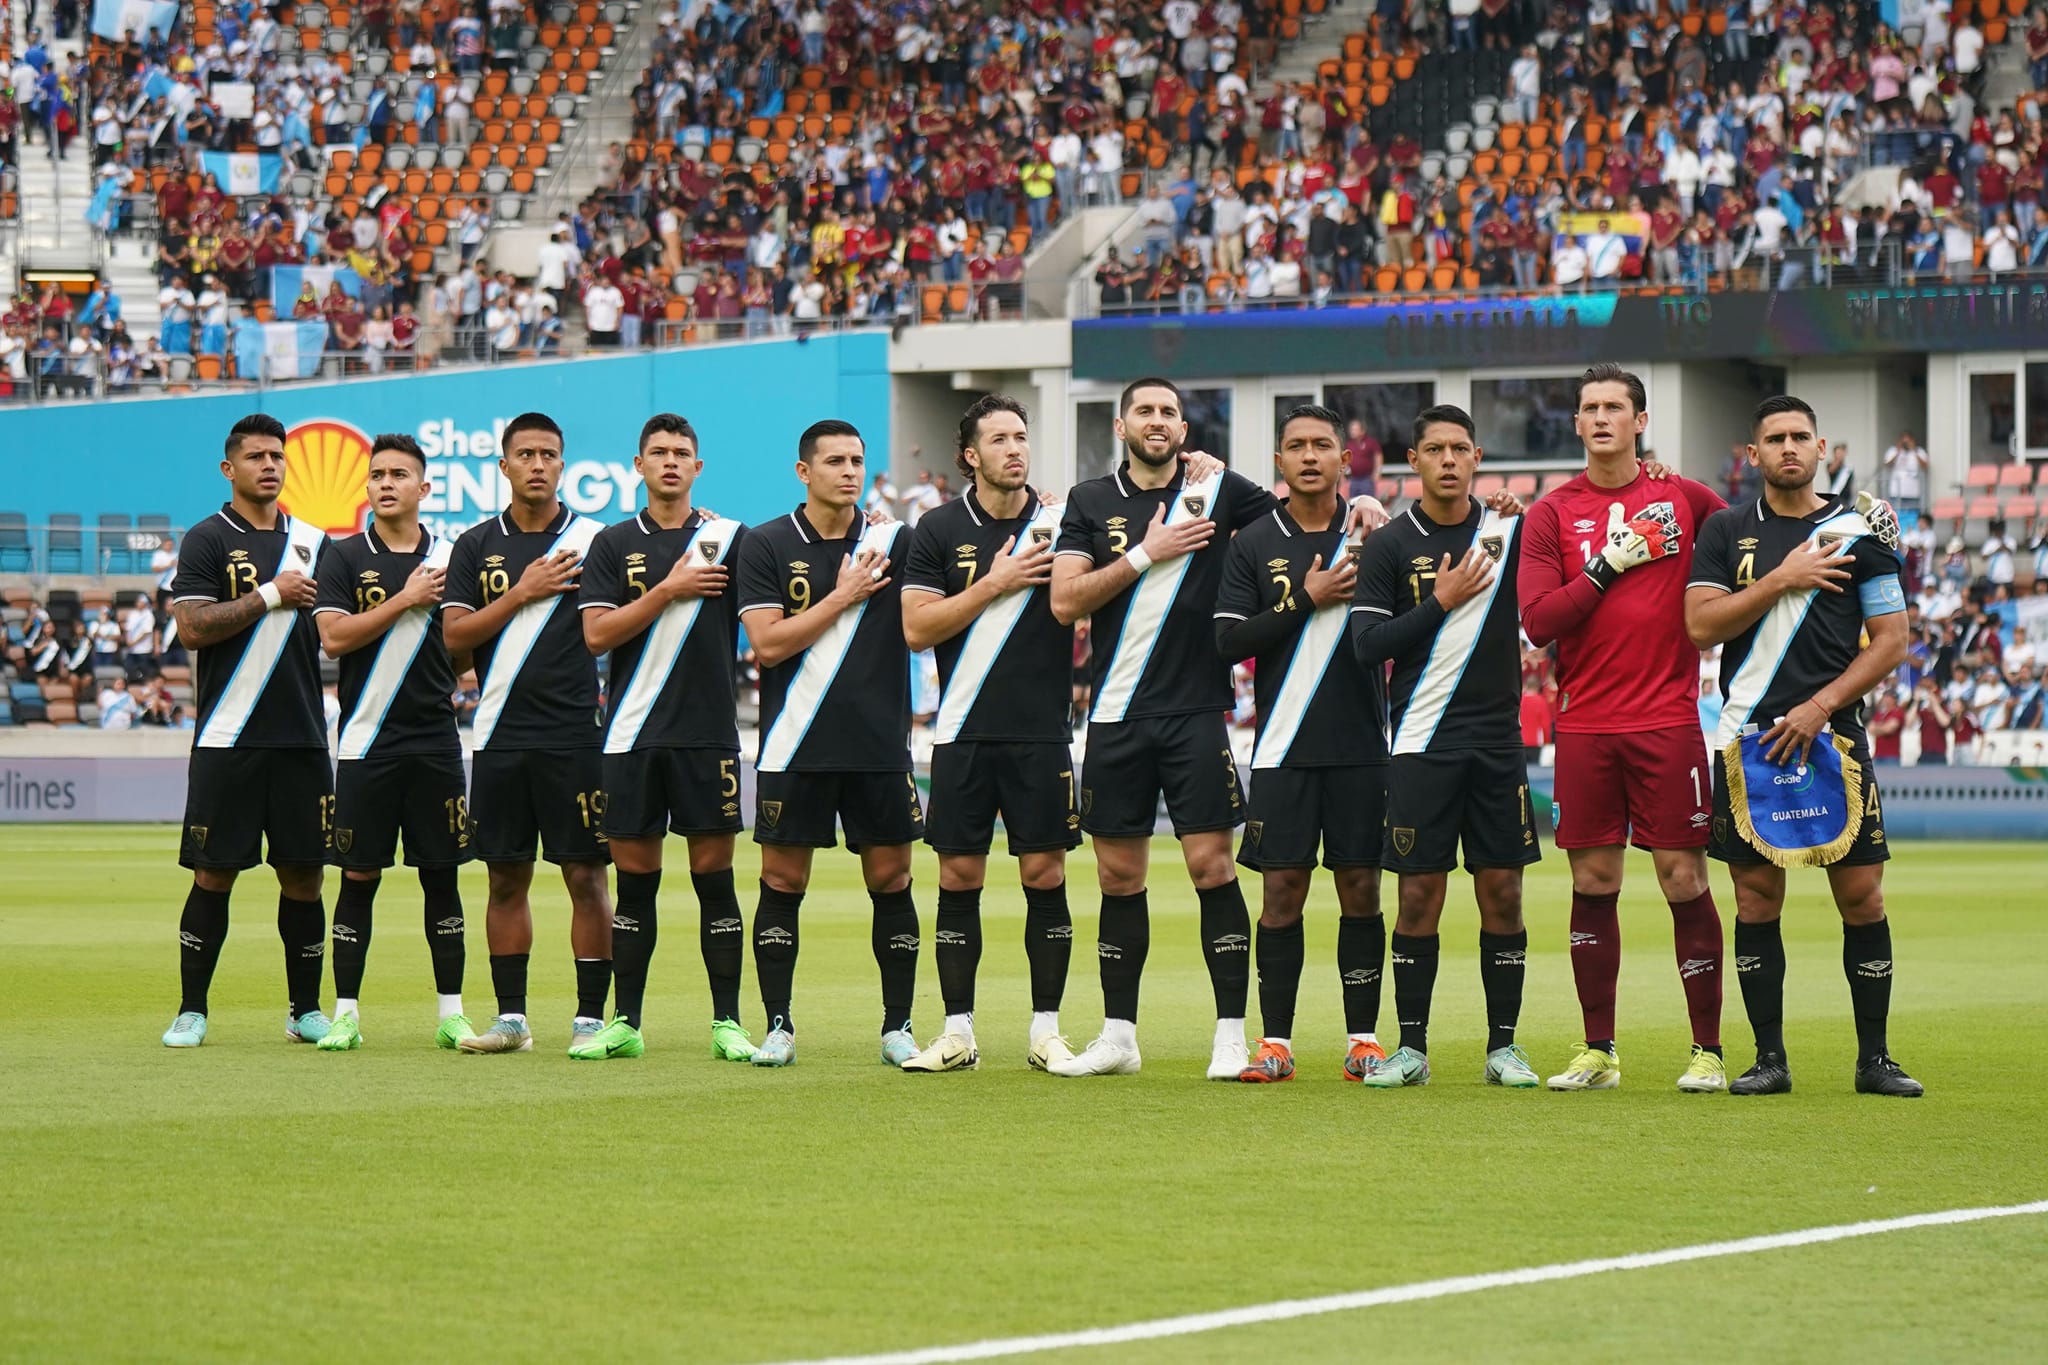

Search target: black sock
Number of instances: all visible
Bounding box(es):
[418,867,464,997]
[1022,882,1072,1012]
[1733,918,1787,1059]
[1097,891,1150,1024]
[1479,929,1528,1053]
[1255,918,1305,1039]
[489,953,529,1017]
[1336,913,1385,1036]
[278,894,325,1018]
[330,876,378,1003]
[1197,880,1253,1018]
[574,957,611,1020]
[870,884,920,1035]
[1842,918,1894,1063]
[177,884,231,1015]
[611,868,660,1028]
[1389,931,1440,1056]
[753,882,802,1033]
[935,886,982,1018]
[692,868,745,1024]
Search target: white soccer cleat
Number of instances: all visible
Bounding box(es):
[1028,1032,1076,1072]
[901,1032,979,1073]
[1207,1035,1251,1081]
[1047,1034,1141,1077]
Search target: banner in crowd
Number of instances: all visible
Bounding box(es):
[269,265,364,314]
[91,0,178,40]
[1555,211,1648,246]
[231,320,334,383]
[197,151,282,197]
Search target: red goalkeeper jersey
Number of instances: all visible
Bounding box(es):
[1518,470,1725,734]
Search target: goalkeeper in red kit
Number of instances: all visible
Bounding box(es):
[1517,364,1731,1094]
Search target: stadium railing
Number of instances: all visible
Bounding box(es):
[0,523,179,580]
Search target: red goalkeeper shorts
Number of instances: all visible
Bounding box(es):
[1552,725,1712,851]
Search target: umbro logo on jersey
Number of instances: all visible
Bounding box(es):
[1569,931,1599,947]
[612,915,639,931]
[1045,925,1074,940]
[698,540,723,562]
[179,930,204,951]
[332,924,360,943]
[359,569,381,583]
[1267,557,1290,572]
[1572,519,1598,533]
[1342,968,1380,985]
[1680,957,1717,978]
[1411,555,1433,568]
[484,555,505,567]
[1735,955,1762,972]
[1211,933,1249,952]
[756,926,794,945]
[889,933,920,952]
[1856,959,1893,979]
[955,543,978,556]
[434,917,465,935]
[1737,538,1759,551]
[1097,942,1123,960]
[626,552,647,566]
[935,929,968,946]
[229,549,250,561]
[709,917,743,935]
[789,560,810,574]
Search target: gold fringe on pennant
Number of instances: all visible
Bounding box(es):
[1723,733,1867,869]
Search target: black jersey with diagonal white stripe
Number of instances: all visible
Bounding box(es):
[902,488,1071,744]
[1690,496,1905,757]
[1350,498,1524,754]
[1217,504,1387,768]
[1054,463,1276,721]
[312,526,460,758]
[735,507,911,772]
[579,509,745,753]
[169,504,326,749]
[445,504,603,751]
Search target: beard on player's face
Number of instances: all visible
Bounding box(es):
[1761,462,1818,491]
[1124,430,1184,468]
[975,458,1029,493]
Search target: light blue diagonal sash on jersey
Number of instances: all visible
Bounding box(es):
[1252,531,1351,770]
[1090,470,1224,724]
[337,534,456,762]
[471,514,602,750]
[1391,509,1519,757]
[197,515,327,750]
[757,519,906,774]
[932,503,1063,746]
[1717,509,1869,748]
[604,518,742,755]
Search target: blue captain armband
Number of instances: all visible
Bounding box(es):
[1859,573,1906,617]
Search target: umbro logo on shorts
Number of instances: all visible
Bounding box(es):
[1735,955,1762,972]
[1856,959,1893,978]
[889,933,920,952]
[757,926,794,945]
[179,930,204,951]
[708,917,743,935]
[434,917,465,935]
[1680,957,1717,978]
[1210,933,1249,952]
[935,930,968,946]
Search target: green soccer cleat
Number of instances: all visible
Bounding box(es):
[1677,1046,1729,1093]
[435,1014,477,1050]
[569,1015,644,1060]
[162,1012,208,1048]
[710,1019,758,1062]
[1548,1046,1621,1091]
[880,1029,920,1066]
[753,1027,796,1067]
[1484,1044,1540,1088]
[317,1013,363,1052]
[1358,1045,1430,1088]
[286,1010,333,1045]
[458,1016,534,1053]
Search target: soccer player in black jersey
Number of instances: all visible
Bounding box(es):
[161,414,333,1049]
[897,394,1079,1074]
[578,414,756,1064]
[1685,395,1922,1098]
[443,412,615,1056]
[1215,404,1391,1084]
[1049,378,1386,1080]
[309,433,474,1052]
[1350,405,1543,1091]
[735,419,923,1068]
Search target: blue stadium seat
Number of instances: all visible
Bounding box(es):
[0,512,30,570]
[0,699,13,725]
[98,514,135,574]
[47,515,84,573]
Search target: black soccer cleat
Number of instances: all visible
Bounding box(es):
[1729,1054,1792,1096]
[1854,1054,1924,1098]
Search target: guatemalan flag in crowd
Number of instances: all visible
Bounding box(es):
[91,0,178,40]
[233,319,330,381]
[198,151,282,197]
[268,264,363,313]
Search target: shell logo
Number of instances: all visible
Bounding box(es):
[278,419,374,535]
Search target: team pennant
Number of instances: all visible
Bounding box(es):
[1722,730,1866,868]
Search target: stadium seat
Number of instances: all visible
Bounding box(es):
[1965,496,2001,521]
[0,512,30,570]
[97,513,134,574]
[2004,494,2036,521]
[1964,465,1999,490]
[1996,463,2030,489]
[47,515,84,573]
[1929,496,1966,522]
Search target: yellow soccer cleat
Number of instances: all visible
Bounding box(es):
[1547,1046,1621,1091]
[1676,1045,1728,1094]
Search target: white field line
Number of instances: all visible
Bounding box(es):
[771,1199,2048,1365]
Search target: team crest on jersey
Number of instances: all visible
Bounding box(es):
[1816,532,1846,554]
[1029,525,1054,545]
[1182,494,1207,518]
[292,542,314,566]
[334,828,354,854]
[1479,535,1504,563]
[698,540,722,563]
[1391,826,1415,856]
[761,800,783,825]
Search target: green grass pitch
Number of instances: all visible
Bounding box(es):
[3,828,2044,1362]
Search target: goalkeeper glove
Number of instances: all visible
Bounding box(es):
[1583,500,1683,590]
[1855,490,1902,552]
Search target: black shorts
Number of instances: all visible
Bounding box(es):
[603,748,745,840]
[754,769,924,851]
[1708,749,1891,867]
[1079,712,1243,838]
[1238,764,1388,871]
[332,752,474,870]
[180,747,334,871]
[1382,748,1542,874]
[926,740,1082,857]
[471,747,609,865]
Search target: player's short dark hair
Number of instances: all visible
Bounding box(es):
[501,411,563,450]
[1575,362,1647,416]
[369,433,426,472]
[224,413,286,457]
[1751,393,1817,435]
[957,394,1029,477]
[798,419,864,462]
[1278,403,1344,445]
[1118,376,1183,416]
[1411,404,1476,449]
[638,413,699,454]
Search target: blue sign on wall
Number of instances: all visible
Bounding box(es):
[0,334,891,541]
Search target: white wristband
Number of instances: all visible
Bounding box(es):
[257,580,283,610]
[1124,546,1153,575]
